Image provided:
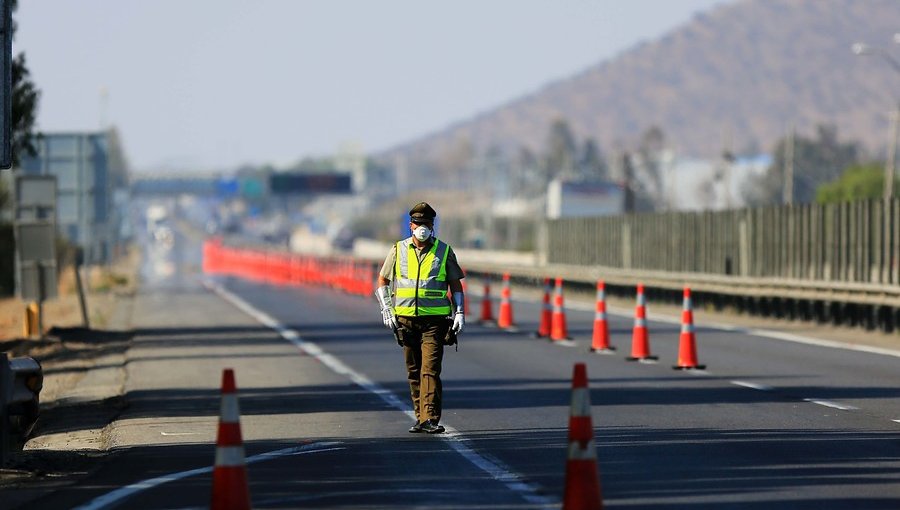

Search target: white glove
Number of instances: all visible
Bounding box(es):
[452,312,465,334]
[381,307,399,330]
[375,285,399,329]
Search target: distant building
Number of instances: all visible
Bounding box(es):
[20,130,130,264]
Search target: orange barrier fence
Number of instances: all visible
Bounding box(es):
[203,239,376,297]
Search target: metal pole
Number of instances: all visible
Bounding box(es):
[885,105,899,200]
[75,248,90,329]
[783,128,795,205]
[36,262,44,339]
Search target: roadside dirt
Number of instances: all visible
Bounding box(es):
[0,248,138,501]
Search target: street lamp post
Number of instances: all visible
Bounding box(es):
[853,41,900,200]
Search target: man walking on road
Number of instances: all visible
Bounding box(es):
[375,202,465,434]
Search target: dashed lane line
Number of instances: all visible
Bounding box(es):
[731,380,859,411]
[207,279,555,507]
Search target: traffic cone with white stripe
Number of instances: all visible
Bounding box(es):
[625,283,657,362]
[550,278,571,341]
[479,277,495,324]
[533,278,553,338]
[211,368,251,510]
[673,287,706,370]
[497,273,516,330]
[590,281,615,354]
[563,363,602,510]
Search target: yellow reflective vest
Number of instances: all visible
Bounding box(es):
[393,237,452,316]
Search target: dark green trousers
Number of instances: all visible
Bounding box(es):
[397,316,449,423]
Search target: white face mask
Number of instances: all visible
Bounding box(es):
[413,225,432,241]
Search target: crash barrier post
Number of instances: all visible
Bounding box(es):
[626,283,658,362]
[1,354,43,458]
[211,368,251,510]
[590,281,615,354]
[497,272,515,329]
[23,302,39,338]
[534,277,553,338]
[563,362,602,510]
[551,277,571,341]
[674,287,706,370]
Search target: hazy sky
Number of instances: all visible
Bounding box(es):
[16,1,725,172]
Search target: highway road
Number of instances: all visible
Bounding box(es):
[21,226,900,509]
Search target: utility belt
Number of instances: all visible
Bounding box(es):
[395,315,457,348]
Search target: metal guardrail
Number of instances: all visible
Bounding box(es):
[1,352,43,464]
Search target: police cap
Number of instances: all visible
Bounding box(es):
[409,202,437,224]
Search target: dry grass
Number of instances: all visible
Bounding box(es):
[0,245,139,342]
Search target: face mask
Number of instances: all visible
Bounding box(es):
[413,225,432,241]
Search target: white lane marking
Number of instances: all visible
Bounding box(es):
[159,432,199,437]
[804,399,858,411]
[892,419,900,424]
[731,380,774,391]
[208,279,554,507]
[732,381,857,411]
[73,442,344,510]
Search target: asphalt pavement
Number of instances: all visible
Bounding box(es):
[10,226,900,509]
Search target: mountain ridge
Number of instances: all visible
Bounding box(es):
[381,0,900,165]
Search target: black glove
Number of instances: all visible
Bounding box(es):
[443,327,457,347]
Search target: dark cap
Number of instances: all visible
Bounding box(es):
[409,202,437,223]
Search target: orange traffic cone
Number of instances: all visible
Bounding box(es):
[479,277,495,324]
[550,278,571,342]
[625,283,657,362]
[673,287,706,370]
[533,278,553,338]
[563,363,603,510]
[590,281,615,354]
[211,369,252,510]
[497,273,515,329]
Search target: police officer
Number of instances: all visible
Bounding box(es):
[375,202,465,434]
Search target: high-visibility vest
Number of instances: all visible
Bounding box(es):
[394,237,452,316]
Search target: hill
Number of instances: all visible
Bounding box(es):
[381,0,900,164]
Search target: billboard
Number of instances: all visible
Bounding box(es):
[269,173,352,195]
[546,179,625,219]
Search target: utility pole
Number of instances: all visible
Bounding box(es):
[783,128,794,205]
[886,104,898,199]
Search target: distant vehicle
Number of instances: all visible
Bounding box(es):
[546,179,625,219]
[145,204,169,232]
[153,226,175,249]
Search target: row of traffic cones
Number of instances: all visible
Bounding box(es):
[476,276,705,370]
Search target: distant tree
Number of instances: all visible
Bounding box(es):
[630,125,668,211]
[744,124,860,206]
[515,146,542,197]
[816,163,891,203]
[290,157,336,173]
[578,138,609,181]
[10,0,40,168]
[436,137,474,190]
[543,118,577,182]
